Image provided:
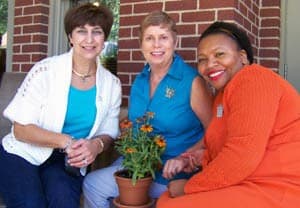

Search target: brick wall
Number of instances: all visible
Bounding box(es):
[118,0,281,106]
[259,0,281,68]
[10,0,281,106]
[12,0,49,72]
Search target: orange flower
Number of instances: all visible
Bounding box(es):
[120,119,133,129]
[140,124,153,133]
[154,136,166,148]
[125,147,136,153]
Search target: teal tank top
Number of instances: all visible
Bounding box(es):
[62,85,97,139]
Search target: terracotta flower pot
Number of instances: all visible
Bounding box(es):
[114,170,153,207]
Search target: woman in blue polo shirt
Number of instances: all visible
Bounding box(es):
[83,11,213,208]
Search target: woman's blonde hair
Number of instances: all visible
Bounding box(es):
[139,11,177,42]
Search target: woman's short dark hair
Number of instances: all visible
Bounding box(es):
[199,21,254,64]
[64,3,113,41]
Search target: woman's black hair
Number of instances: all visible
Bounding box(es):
[199,21,254,64]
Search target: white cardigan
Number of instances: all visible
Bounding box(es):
[2,50,121,173]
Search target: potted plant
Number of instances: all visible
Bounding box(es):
[114,112,166,207]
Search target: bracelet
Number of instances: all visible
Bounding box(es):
[61,136,73,153]
[98,137,104,151]
[94,136,104,153]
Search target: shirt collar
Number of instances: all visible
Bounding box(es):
[140,53,184,80]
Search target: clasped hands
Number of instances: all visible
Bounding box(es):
[162,147,204,198]
[64,138,103,168]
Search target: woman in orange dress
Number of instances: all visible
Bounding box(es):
[157,21,300,208]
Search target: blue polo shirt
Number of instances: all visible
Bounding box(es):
[128,54,205,185]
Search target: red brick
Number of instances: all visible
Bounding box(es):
[165,0,197,11]
[33,15,49,24]
[200,0,236,9]
[262,0,280,7]
[182,11,215,22]
[119,28,131,38]
[13,54,31,62]
[32,54,46,62]
[23,24,48,34]
[261,18,280,27]
[238,2,248,16]
[259,49,279,57]
[34,0,50,4]
[259,59,279,69]
[198,23,212,34]
[181,37,199,47]
[14,35,31,44]
[14,27,22,35]
[118,51,131,61]
[248,11,256,23]
[217,10,236,21]
[253,4,259,16]
[12,64,21,71]
[120,5,132,15]
[176,50,196,61]
[22,44,47,53]
[168,13,180,23]
[260,28,280,37]
[243,18,252,32]
[121,97,128,107]
[119,39,139,49]
[118,62,143,73]
[32,34,48,43]
[121,0,143,3]
[251,25,259,36]
[14,16,33,25]
[121,85,131,97]
[132,27,140,38]
[21,64,34,72]
[133,2,163,13]
[132,51,144,61]
[118,74,130,85]
[177,24,196,35]
[13,45,21,53]
[120,15,146,26]
[23,6,49,15]
[14,8,23,16]
[260,8,280,17]
[260,38,279,47]
[15,0,34,7]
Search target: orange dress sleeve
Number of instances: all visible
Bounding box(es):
[185,65,283,193]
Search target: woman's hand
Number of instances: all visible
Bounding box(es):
[181,140,205,171]
[66,139,101,168]
[168,179,188,198]
[162,156,190,179]
[180,149,204,172]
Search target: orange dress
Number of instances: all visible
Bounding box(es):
[157,64,300,208]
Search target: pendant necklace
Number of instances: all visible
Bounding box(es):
[72,68,92,82]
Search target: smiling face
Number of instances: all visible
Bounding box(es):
[69,24,105,61]
[197,33,248,90]
[141,25,177,71]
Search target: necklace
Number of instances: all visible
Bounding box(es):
[72,68,93,82]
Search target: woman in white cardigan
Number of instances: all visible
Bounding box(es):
[0,3,121,208]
